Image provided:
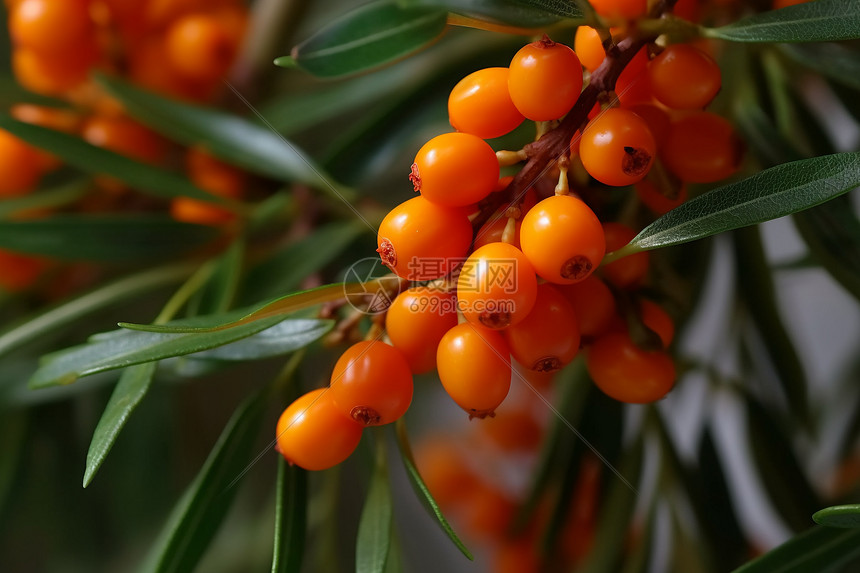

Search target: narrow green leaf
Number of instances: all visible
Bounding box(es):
[83,362,157,487]
[814,505,860,529]
[734,226,811,430]
[0,116,230,205]
[271,458,307,573]
[731,526,860,573]
[607,152,860,261]
[189,319,333,361]
[29,313,287,388]
[780,43,860,91]
[0,215,219,262]
[508,0,583,19]
[191,239,244,316]
[0,77,69,107]
[140,393,265,573]
[0,179,89,219]
[404,0,565,27]
[394,418,473,560]
[285,1,448,78]
[95,75,351,199]
[704,0,860,43]
[357,433,392,573]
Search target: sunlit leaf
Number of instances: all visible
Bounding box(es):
[0,215,219,262]
[731,526,860,573]
[357,434,392,573]
[189,319,333,361]
[704,0,860,43]
[271,458,307,573]
[281,1,447,78]
[814,505,860,529]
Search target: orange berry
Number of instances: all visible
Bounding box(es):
[376,196,472,281]
[616,48,653,106]
[473,189,538,250]
[12,43,98,95]
[492,538,542,573]
[10,0,92,54]
[648,44,721,110]
[601,222,649,288]
[448,67,525,139]
[410,132,499,207]
[462,485,517,541]
[330,340,413,426]
[634,178,687,215]
[169,197,237,226]
[663,112,742,183]
[580,107,656,186]
[586,331,675,403]
[520,195,605,284]
[385,287,458,374]
[574,26,605,73]
[81,115,167,164]
[589,0,648,20]
[479,404,543,452]
[0,129,43,197]
[437,322,511,418]
[186,145,245,199]
[275,388,363,471]
[165,13,238,81]
[508,37,583,121]
[414,438,480,510]
[556,275,616,341]
[0,248,46,291]
[623,103,670,147]
[640,299,674,348]
[504,283,580,372]
[128,37,210,101]
[457,242,538,329]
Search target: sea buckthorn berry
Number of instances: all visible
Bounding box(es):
[674,0,701,21]
[616,48,653,105]
[504,283,580,372]
[462,484,517,541]
[186,146,246,199]
[635,178,687,215]
[520,195,605,284]
[623,104,670,147]
[448,67,525,139]
[330,340,413,426]
[556,275,616,341]
[165,13,238,81]
[0,129,43,197]
[586,331,676,403]
[648,44,721,110]
[376,196,472,281]
[663,112,743,183]
[601,222,649,288]
[10,0,93,54]
[385,287,458,374]
[580,108,656,186]
[472,189,537,250]
[508,36,583,121]
[589,0,648,20]
[640,299,674,348]
[170,195,238,226]
[81,115,168,164]
[415,438,480,510]
[275,388,363,471]
[457,242,538,330]
[479,403,544,452]
[437,322,512,418]
[128,37,209,102]
[574,26,605,73]
[0,248,46,292]
[12,43,98,95]
[410,132,499,207]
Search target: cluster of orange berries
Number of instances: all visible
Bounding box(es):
[1,0,250,293]
[275,1,744,471]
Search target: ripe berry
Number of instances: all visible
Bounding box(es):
[623,104,671,147]
[437,322,512,418]
[12,43,99,95]
[504,283,580,372]
[648,44,722,110]
[410,132,499,207]
[601,222,649,288]
[414,438,479,510]
[574,26,605,73]
[508,37,583,121]
[456,242,538,329]
[330,340,413,426]
[165,13,238,81]
[448,67,525,139]
[663,112,742,183]
[616,48,653,105]
[10,0,92,54]
[586,331,675,403]
[385,287,458,374]
[589,0,648,20]
[81,115,168,164]
[556,276,617,341]
[640,299,675,348]
[472,188,537,250]
[579,108,656,186]
[635,179,687,215]
[520,195,605,284]
[0,128,43,197]
[275,388,363,471]
[376,196,472,281]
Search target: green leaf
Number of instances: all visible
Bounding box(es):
[83,362,157,487]
[605,152,860,261]
[189,319,333,361]
[0,116,231,205]
[29,312,288,388]
[814,505,860,529]
[780,43,860,91]
[508,0,583,19]
[0,215,220,262]
[271,458,307,573]
[283,1,448,78]
[704,0,860,43]
[140,393,265,573]
[0,262,192,360]
[357,433,392,573]
[731,526,860,573]
[0,76,69,107]
[0,178,89,219]
[190,239,244,316]
[394,418,473,561]
[0,411,27,514]
[404,0,566,27]
[95,75,351,199]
